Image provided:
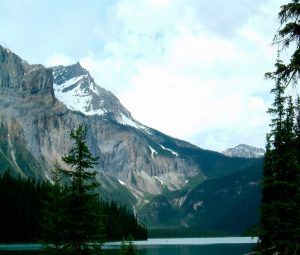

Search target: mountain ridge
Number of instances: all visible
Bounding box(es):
[0,45,263,234]
[0,44,202,196]
[222,144,265,158]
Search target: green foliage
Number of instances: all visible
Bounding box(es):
[257,3,300,252]
[119,236,138,255]
[139,195,178,226]
[41,165,66,253]
[258,84,300,254]
[139,160,263,236]
[43,125,146,255]
[181,161,263,235]
[57,125,104,255]
[0,171,51,243]
[0,124,147,247]
[0,171,147,244]
[101,200,147,241]
[268,0,300,87]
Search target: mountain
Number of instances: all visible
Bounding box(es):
[0,45,263,235]
[52,63,142,126]
[139,159,263,236]
[222,144,265,158]
[0,45,200,195]
[179,159,263,234]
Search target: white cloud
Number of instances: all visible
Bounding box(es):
[46,53,74,67]
[46,0,284,151]
[145,0,171,9]
[1,0,289,151]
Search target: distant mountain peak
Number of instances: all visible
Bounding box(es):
[222,144,265,158]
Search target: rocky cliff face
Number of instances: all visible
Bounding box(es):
[0,46,263,232]
[0,45,202,201]
[0,46,53,97]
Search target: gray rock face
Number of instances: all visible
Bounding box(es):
[0,46,54,97]
[0,46,24,89]
[0,45,202,202]
[222,144,265,158]
[0,46,264,230]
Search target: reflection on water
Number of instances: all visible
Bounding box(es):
[105,244,254,255]
[0,243,255,255]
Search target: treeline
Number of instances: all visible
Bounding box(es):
[101,200,147,241]
[0,171,147,243]
[256,1,300,254]
[258,91,300,254]
[0,171,49,243]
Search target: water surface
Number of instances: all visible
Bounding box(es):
[0,237,257,255]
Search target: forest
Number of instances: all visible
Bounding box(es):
[0,170,147,244]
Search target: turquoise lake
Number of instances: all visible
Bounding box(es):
[0,237,257,255]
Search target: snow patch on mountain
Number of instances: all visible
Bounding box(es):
[53,74,107,116]
[118,179,126,186]
[52,64,152,134]
[160,144,179,157]
[116,113,152,134]
[148,146,158,159]
[154,176,164,186]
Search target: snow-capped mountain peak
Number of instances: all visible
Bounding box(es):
[53,63,113,116]
[222,144,265,158]
[52,63,150,133]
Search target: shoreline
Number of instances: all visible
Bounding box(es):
[0,237,258,251]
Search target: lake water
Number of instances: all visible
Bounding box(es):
[0,237,257,255]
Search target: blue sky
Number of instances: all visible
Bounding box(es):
[0,0,287,151]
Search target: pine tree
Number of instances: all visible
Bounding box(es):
[257,2,300,254]
[258,63,300,254]
[41,165,66,255]
[61,125,105,255]
[265,61,287,147]
[258,73,286,254]
[271,0,300,87]
[295,96,300,154]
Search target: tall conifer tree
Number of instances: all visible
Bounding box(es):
[62,125,104,255]
[257,2,300,253]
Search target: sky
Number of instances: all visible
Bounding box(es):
[0,0,288,151]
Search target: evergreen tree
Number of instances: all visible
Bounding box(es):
[295,96,300,153]
[119,236,138,255]
[257,22,300,255]
[271,0,300,87]
[258,70,300,254]
[61,125,105,255]
[0,171,51,243]
[41,165,66,255]
[258,73,285,254]
[257,2,300,254]
[265,61,287,147]
[0,170,146,243]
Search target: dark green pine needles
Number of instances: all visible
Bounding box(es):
[42,125,105,255]
[61,125,105,255]
[258,77,300,254]
[257,2,300,253]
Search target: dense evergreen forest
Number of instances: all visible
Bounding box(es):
[256,1,300,254]
[0,170,147,243]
